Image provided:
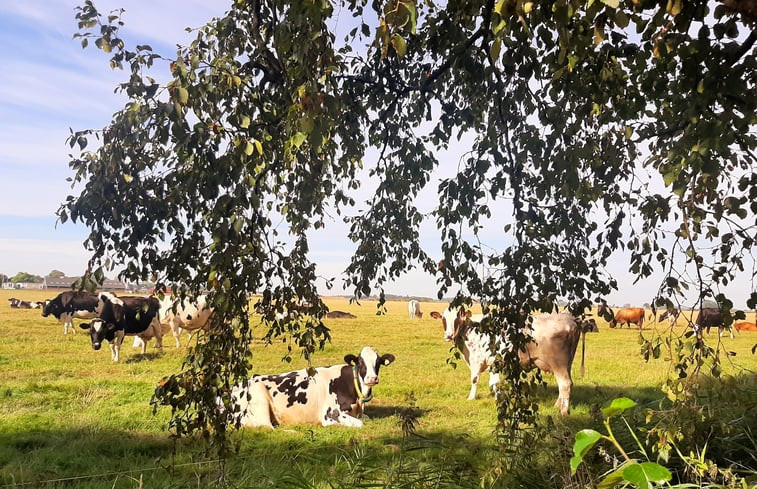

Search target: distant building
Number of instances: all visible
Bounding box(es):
[43,275,128,291]
[3,282,44,290]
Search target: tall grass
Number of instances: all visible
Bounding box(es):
[1,290,755,487]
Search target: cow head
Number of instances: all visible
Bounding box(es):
[344,346,395,389]
[430,308,470,341]
[80,319,119,350]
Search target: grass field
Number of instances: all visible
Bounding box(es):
[1,289,755,488]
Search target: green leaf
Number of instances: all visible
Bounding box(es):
[254,140,263,156]
[291,132,307,149]
[240,115,250,128]
[622,462,672,489]
[490,38,502,63]
[243,141,253,155]
[391,34,407,57]
[597,468,625,489]
[602,397,637,418]
[600,0,619,7]
[570,429,603,474]
[177,87,189,105]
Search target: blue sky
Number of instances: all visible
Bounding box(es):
[0,2,753,307]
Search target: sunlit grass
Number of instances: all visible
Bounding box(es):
[1,289,755,487]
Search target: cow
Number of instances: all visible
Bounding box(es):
[658,308,680,326]
[408,300,422,319]
[734,321,757,332]
[579,318,599,333]
[430,308,584,415]
[135,294,213,348]
[325,310,357,319]
[230,346,395,428]
[79,293,162,362]
[609,307,645,330]
[695,307,734,339]
[41,291,99,335]
[8,298,41,309]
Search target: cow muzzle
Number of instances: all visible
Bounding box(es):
[363,377,378,386]
[92,342,102,350]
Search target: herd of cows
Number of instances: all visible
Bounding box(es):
[7,293,757,429]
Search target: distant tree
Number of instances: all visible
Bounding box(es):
[11,272,43,284]
[64,0,756,461]
[0,273,8,283]
[48,270,66,278]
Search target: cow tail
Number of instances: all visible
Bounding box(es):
[580,327,586,378]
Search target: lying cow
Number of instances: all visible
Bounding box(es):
[80,293,162,362]
[41,291,99,335]
[408,300,422,319]
[610,307,645,330]
[325,310,357,319]
[135,294,213,348]
[230,346,395,428]
[8,298,41,309]
[695,307,734,339]
[430,308,584,415]
[735,321,757,332]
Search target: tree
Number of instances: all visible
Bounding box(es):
[64,0,755,459]
[48,270,66,278]
[10,272,43,284]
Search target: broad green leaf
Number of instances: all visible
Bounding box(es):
[600,0,619,7]
[602,397,637,417]
[254,140,263,156]
[622,462,672,489]
[570,429,603,474]
[597,468,625,489]
[240,115,250,128]
[291,132,307,149]
[177,87,189,105]
[243,141,253,155]
[391,34,407,57]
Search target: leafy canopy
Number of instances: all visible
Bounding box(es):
[63,0,755,447]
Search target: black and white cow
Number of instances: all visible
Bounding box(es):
[80,293,162,362]
[430,308,584,415]
[658,308,680,326]
[230,346,395,428]
[134,294,213,348]
[41,291,99,334]
[8,298,42,309]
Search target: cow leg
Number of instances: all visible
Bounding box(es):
[170,320,181,348]
[111,331,125,362]
[488,371,501,398]
[151,318,164,351]
[553,371,573,415]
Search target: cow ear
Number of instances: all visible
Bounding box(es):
[380,354,395,366]
[344,354,359,365]
[113,304,124,322]
[430,311,441,319]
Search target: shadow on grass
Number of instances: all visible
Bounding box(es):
[124,351,163,363]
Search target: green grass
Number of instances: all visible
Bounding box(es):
[1,290,755,487]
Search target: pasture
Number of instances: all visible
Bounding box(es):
[1,289,756,488]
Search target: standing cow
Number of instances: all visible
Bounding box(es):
[408,300,422,319]
[430,308,584,415]
[135,294,213,348]
[41,291,99,335]
[695,307,734,339]
[80,293,162,362]
[609,307,645,330]
[658,308,680,326]
[230,346,395,428]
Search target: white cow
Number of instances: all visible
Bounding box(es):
[408,300,422,319]
[430,307,584,415]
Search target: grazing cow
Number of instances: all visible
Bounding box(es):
[430,308,584,415]
[41,291,99,335]
[136,295,213,348]
[80,293,162,362]
[579,318,599,333]
[695,307,734,339]
[231,346,395,428]
[8,298,41,309]
[408,300,423,319]
[325,310,357,319]
[609,307,645,330]
[735,321,757,332]
[658,308,680,326]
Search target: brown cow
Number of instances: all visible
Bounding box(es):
[734,321,757,332]
[610,307,645,330]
